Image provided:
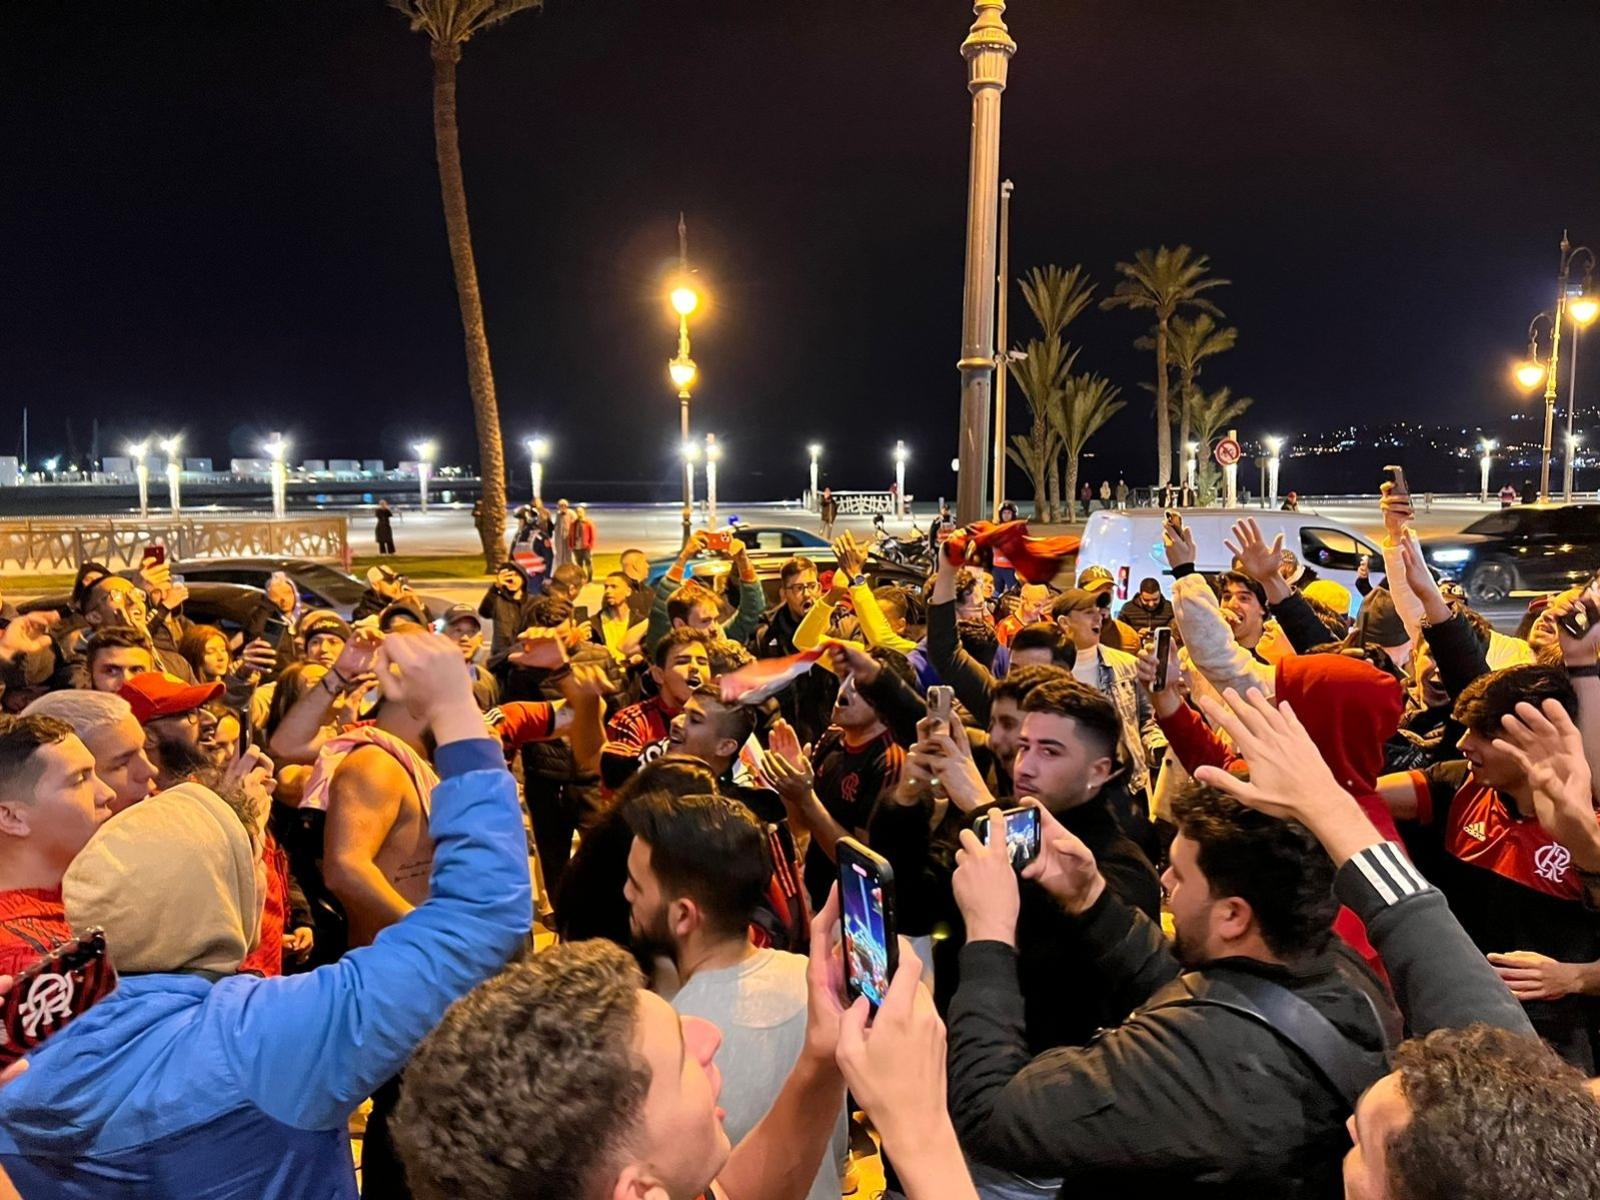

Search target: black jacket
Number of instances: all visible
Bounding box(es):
[1117,596,1175,636]
[948,889,1392,1197]
[479,583,540,666]
[872,792,1160,1055]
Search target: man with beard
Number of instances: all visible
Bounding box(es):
[947,782,1395,1195]
[23,689,159,814]
[77,575,195,682]
[82,626,156,694]
[622,791,847,1200]
[120,672,225,789]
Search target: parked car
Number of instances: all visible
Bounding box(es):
[174,556,454,619]
[728,525,829,552]
[1420,504,1600,604]
[20,582,278,645]
[1077,508,1380,615]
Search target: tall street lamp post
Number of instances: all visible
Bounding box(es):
[681,440,700,524]
[1264,436,1283,509]
[160,435,183,518]
[705,434,721,526]
[954,0,1016,525]
[1480,438,1496,503]
[808,443,822,508]
[128,441,150,519]
[668,214,702,548]
[526,436,548,507]
[264,433,289,521]
[894,441,909,516]
[413,440,436,513]
[991,178,1014,519]
[1516,233,1595,503]
[1565,291,1599,500]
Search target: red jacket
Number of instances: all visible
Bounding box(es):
[241,832,292,978]
[568,518,596,551]
[1158,654,1408,973]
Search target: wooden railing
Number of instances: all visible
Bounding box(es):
[0,515,349,572]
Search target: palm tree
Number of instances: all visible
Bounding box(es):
[391,0,542,568]
[1166,313,1237,483]
[1187,385,1254,503]
[1100,246,1229,490]
[1006,337,1076,520]
[1048,373,1125,521]
[1006,265,1095,520]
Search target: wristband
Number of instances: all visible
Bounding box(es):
[1565,664,1600,679]
[1171,562,1197,580]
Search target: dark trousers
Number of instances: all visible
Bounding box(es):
[376,531,395,555]
[361,1075,412,1199]
[524,770,602,895]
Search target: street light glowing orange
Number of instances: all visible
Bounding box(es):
[669,359,697,390]
[1516,361,1547,390]
[1570,296,1600,326]
[670,285,700,317]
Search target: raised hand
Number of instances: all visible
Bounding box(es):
[1379,480,1414,543]
[331,628,383,681]
[555,663,613,703]
[509,629,569,669]
[823,639,882,686]
[1493,699,1600,871]
[1223,517,1285,585]
[1018,799,1105,914]
[375,631,478,731]
[1193,688,1346,822]
[236,638,279,678]
[0,611,58,660]
[1162,520,1198,569]
[1545,585,1600,665]
[832,531,867,579]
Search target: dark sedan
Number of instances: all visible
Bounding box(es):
[174,556,454,619]
[1420,504,1600,604]
[21,582,278,644]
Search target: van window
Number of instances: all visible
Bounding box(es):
[1300,527,1374,572]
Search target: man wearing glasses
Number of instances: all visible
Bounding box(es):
[118,672,225,790]
[755,557,836,744]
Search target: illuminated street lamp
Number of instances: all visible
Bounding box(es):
[808,443,822,509]
[1264,436,1283,509]
[1480,438,1496,504]
[127,441,150,518]
[1565,288,1599,501]
[1515,232,1596,503]
[412,439,436,513]
[893,441,910,516]
[525,436,549,507]
[264,433,290,521]
[704,434,722,525]
[160,435,183,517]
[667,214,704,548]
[1185,441,1199,494]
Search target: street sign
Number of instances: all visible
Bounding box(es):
[1214,437,1241,467]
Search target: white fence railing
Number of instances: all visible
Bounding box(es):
[0,515,349,573]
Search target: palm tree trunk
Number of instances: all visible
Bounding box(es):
[1030,417,1049,520]
[1046,452,1060,523]
[1155,320,1172,489]
[1176,378,1193,488]
[1064,453,1080,523]
[431,41,507,570]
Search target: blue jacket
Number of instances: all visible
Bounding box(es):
[0,739,531,1198]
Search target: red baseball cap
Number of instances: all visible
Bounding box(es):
[119,673,224,725]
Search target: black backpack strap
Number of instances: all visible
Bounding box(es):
[1145,968,1390,1109]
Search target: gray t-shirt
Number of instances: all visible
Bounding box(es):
[671,949,847,1200]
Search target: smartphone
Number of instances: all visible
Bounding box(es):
[143,542,166,567]
[926,684,955,732]
[261,611,291,644]
[706,530,733,554]
[0,929,117,1066]
[1383,464,1409,496]
[972,805,1043,869]
[1164,508,1186,538]
[836,837,897,1011]
[1557,572,1600,639]
[573,604,591,624]
[1151,626,1173,692]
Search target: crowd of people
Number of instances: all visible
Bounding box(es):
[0,481,1597,1200]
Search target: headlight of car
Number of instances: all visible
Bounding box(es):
[1428,548,1473,564]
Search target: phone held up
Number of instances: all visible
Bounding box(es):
[972,805,1043,870]
[836,837,898,1012]
[1557,572,1600,640]
[0,929,117,1067]
[1150,626,1173,692]
[143,542,166,567]
[926,684,955,732]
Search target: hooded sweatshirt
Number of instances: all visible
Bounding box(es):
[0,738,528,1199]
[1157,654,1408,971]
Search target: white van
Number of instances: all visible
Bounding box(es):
[1076,508,1381,616]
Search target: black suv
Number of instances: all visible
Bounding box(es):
[1420,504,1600,604]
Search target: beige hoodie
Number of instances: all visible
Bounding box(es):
[63,782,263,977]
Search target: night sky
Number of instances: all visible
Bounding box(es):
[6,1,1600,501]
